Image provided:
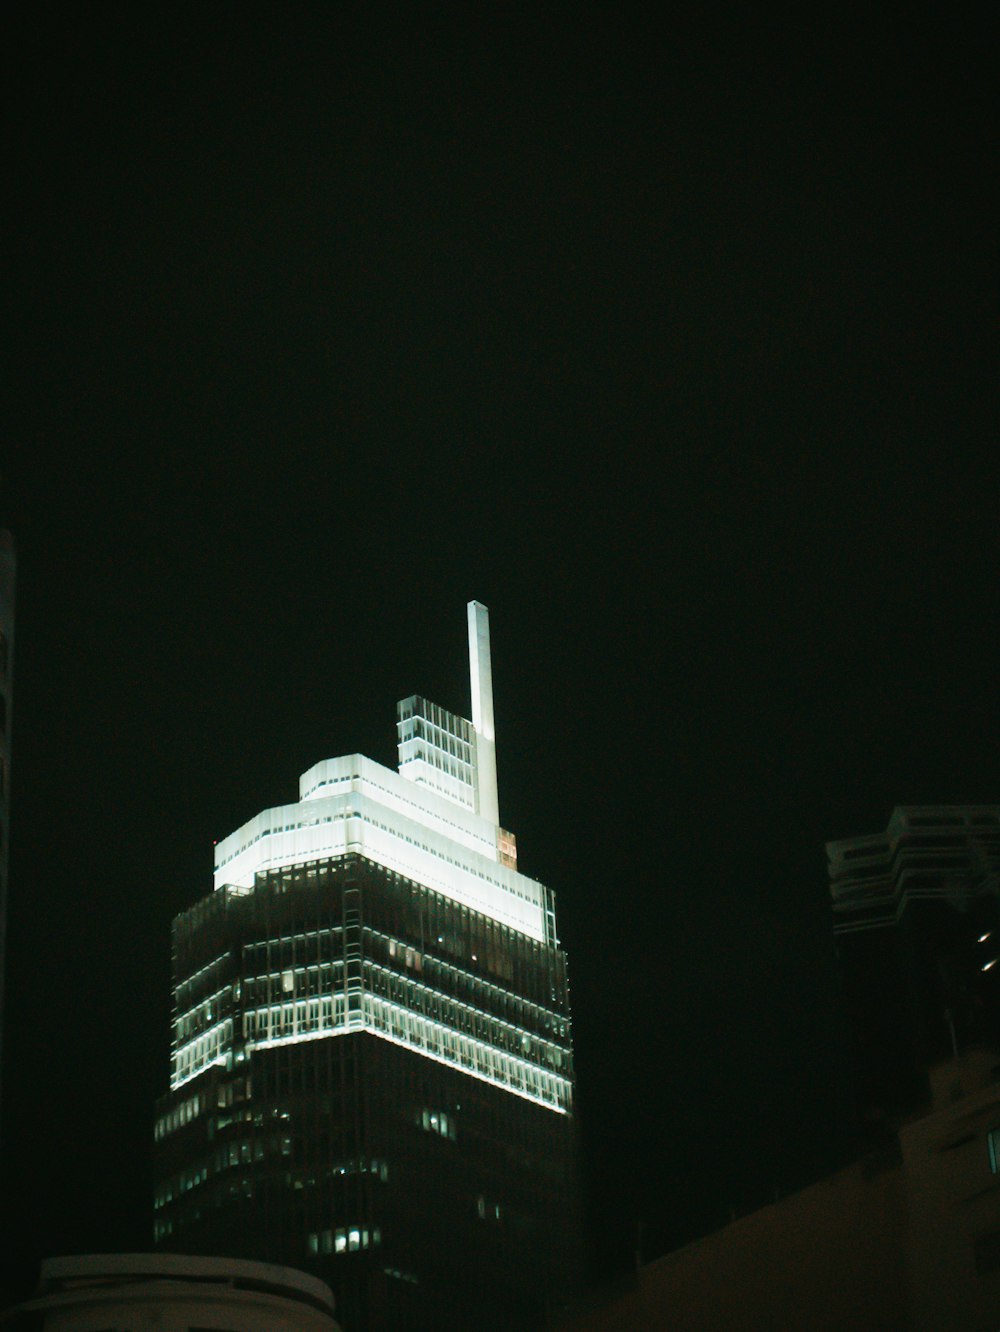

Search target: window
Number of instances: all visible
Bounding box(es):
[988,1127,1000,1174]
[420,1108,456,1140]
[309,1224,378,1256]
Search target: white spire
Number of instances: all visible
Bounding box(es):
[468,600,499,825]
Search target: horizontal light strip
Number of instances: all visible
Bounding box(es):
[171,1018,233,1089]
[173,983,234,1042]
[243,987,570,1114]
[251,1020,570,1115]
[365,960,568,1070]
[176,951,232,997]
[172,1014,570,1112]
[367,927,569,1034]
[363,992,570,1112]
[172,1054,228,1091]
[242,981,568,1091]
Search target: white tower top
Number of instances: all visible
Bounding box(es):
[213,600,533,943]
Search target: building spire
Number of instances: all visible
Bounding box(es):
[468,600,499,825]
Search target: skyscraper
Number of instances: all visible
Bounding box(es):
[153,602,579,1330]
[828,805,1000,1118]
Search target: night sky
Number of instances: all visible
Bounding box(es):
[3,4,996,1299]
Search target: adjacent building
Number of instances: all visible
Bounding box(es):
[556,807,1000,1330]
[828,805,1000,1118]
[2,1254,341,1331]
[153,602,579,1330]
[557,1049,1000,1332]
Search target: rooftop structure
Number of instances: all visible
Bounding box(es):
[828,805,1000,1118]
[828,805,1000,935]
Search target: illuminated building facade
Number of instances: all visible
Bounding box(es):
[828,805,1000,1117]
[153,603,578,1330]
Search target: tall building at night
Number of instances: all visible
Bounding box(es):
[153,602,578,1331]
[828,805,1000,1118]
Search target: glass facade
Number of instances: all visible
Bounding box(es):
[166,857,572,1111]
[155,857,579,1329]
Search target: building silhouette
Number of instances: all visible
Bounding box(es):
[557,1049,1000,1331]
[153,602,578,1330]
[556,809,1000,1331]
[828,805,1000,1119]
[0,529,14,1145]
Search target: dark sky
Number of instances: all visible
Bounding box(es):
[3,2,996,1296]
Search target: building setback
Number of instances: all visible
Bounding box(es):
[153,602,579,1331]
